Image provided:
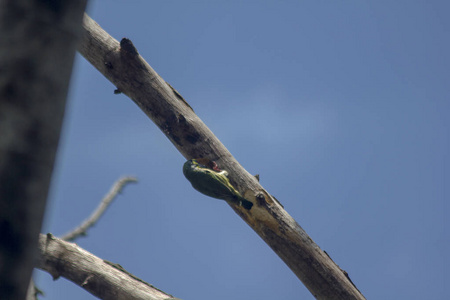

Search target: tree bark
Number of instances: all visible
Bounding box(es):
[37,234,178,300]
[0,1,87,299]
[75,14,365,299]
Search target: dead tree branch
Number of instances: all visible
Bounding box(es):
[36,234,178,300]
[75,13,365,299]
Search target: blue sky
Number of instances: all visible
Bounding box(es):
[36,1,448,299]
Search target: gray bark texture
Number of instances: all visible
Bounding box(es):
[77,14,366,299]
[37,234,178,300]
[0,1,87,299]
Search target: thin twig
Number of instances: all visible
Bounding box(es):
[60,176,138,241]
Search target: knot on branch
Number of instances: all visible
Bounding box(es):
[120,38,138,56]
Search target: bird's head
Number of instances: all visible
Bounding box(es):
[183,159,197,172]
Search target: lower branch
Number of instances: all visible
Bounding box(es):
[36,234,177,300]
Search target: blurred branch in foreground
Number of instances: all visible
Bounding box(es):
[0,0,87,298]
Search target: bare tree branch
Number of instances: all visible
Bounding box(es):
[36,234,178,300]
[76,13,366,299]
[0,1,87,299]
[61,176,138,241]
[32,176,139,299]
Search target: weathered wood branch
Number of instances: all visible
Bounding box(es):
[77,13,365,299]
[0,1,87,298]
[36,234,178,300]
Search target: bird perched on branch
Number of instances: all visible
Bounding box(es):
[183,159,253,210]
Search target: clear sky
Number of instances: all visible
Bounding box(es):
[36,1,449,299]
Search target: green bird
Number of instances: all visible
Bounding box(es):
[183,159,253,210]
